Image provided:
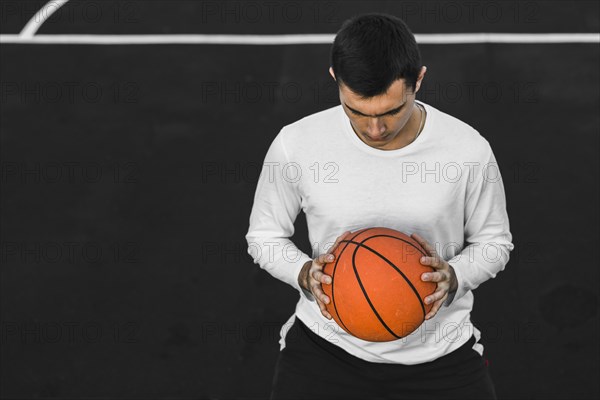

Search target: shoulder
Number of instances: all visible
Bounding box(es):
[277,105,342,152]
[425,102,492,159]
[281,105,340,137]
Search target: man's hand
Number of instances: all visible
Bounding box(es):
[298,230,352,320]
[411,232,458,320]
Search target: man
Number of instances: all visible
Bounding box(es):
[246,12,514,400]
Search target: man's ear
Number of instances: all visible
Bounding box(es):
[329,67,336,81]
[414,66,427,93]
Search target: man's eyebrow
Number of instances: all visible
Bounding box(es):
[343,102,405,117]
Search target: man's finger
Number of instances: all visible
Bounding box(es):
[330,230,352,253]
[312,269,332,285]
[425,294,447,319]
[316,299,332,319]
[411,232,439,257]
[425,288,446,305]
[420,255,445,269]
[316,253,335,265]
[421,271,447,282]
[311,283,330,304]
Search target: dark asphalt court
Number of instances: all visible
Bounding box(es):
[1,1,598,398]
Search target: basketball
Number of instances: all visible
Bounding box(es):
[322,227,437,342]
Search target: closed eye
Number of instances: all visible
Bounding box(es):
[346,103,405,117]
[350,108,401,117]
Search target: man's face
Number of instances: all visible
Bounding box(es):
[330,67,425,150]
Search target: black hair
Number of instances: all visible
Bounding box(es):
[330,13,422,99]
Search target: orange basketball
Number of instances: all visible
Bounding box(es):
[322,227,437,342]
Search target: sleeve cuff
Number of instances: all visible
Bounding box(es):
[443,290,457,307]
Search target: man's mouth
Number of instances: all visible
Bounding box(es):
[366,133,387,141]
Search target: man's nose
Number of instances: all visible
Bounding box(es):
[367,118,386,135]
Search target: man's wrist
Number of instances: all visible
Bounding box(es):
[441,264,459,307]
[448,264,458,294]
[298,260,312,291]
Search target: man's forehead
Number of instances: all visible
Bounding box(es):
[341,82,410,115]
[341,79,408,100]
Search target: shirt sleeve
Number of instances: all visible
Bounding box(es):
[245,129,317,302]
[443,143,515,306]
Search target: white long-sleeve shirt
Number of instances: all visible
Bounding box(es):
[245,100,514,364]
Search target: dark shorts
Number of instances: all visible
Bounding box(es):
[270,317,497,400]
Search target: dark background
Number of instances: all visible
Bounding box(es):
[1,1,598,399]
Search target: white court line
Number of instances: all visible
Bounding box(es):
[19,0,70,38]
[1,33,599,45]
[9,0,599,45]
[418,33,600,44]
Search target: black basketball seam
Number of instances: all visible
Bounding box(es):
[352,230,427,256]
[350,244,402,340]
[329,229,373,336]
[345,236,428,316]
[330,240,353,335]
[360,235,428,321]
